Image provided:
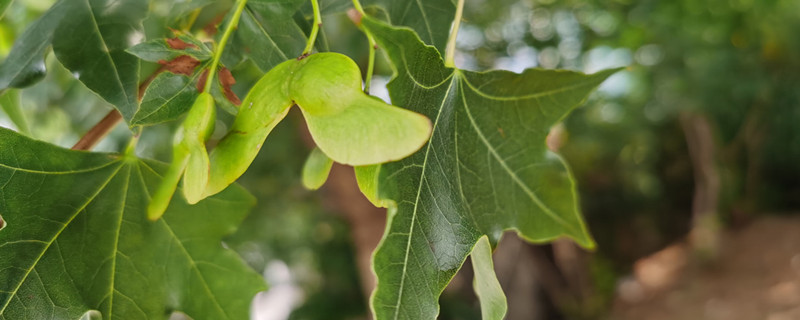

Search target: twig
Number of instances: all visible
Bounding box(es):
[73,65,164,151]
[71,110,123,150]
[73,64,166,151]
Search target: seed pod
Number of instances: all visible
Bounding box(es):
[182,92,216,204]
[147,92,216,220]
[199,52,432,200]
[202,60,295,198]
[291,53,432,166]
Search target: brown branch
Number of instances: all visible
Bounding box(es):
[72,110,123,150]
[73,65,168,151]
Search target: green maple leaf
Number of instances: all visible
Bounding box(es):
[229,0,308,72]
[364,0,455,52]
[231,0,457,69]
[302,0,455,52]
[0,0,67,90]
[361,17,621,319]
[52,0,148,123]
[0,128,265,320]
[132,69,209,127]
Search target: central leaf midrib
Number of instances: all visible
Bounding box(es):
[244,7,290,61]
[81,0,134,112]
[391,75,456,320]
[0,0,65,88]
[106,165,132,319]
[460,72,602,102]
[457,79,576,233]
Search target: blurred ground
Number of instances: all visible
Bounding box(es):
[612,216,800,320]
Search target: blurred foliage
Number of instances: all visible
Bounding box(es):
[447,0,800,316]
[448,0,799,237]
[225,118,367,320]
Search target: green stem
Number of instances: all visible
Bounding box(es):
[124,129,140,157]
[444,0,465,68]
[352,0,365,13]
[302,0,322,56]
[203,0,248,93]
[352,0,376,93]
[364,38,375,93]
[71,109,122,150]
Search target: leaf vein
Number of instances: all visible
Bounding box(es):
[391,77,456,320]
[0,162,124,315]
[458,79,575,232]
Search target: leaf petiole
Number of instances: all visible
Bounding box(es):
[364,36,376,93]
[124,127,141,157]
[352,0,377,93]
[302,0,322,57]
[444,0,465,68]
[203,0,248,93]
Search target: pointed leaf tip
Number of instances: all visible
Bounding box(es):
[52,0,147,122]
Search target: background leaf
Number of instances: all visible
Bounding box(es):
[132,68,206,126]
[0,0,66,90]
[294,0,455,53]
[223,0,456,70]
[0,90,29,135]
[0,128,265,320]
[363,0,456,53]
[51,0,147,123]
[127,35,212,63]
[0,0,11,19]
[223,2,306,72]
[164,0,214,27]
[362,17,618,319]
[247,0,305,18]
